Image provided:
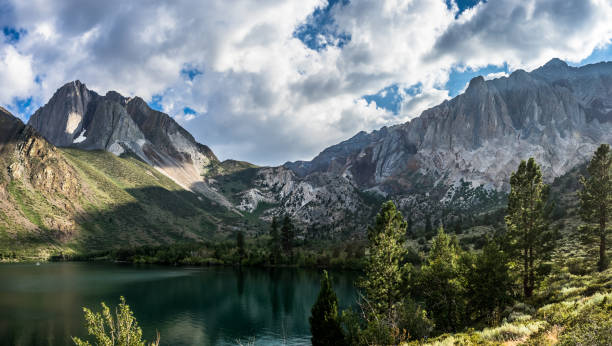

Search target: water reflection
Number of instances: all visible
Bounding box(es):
[0,263,358,346]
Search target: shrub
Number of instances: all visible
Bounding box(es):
[72,296,159,346]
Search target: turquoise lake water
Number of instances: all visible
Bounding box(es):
[0,262,358,345]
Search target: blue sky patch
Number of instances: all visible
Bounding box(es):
[294,0,350,51]
[446,0,485,17]
[2,26,25,44]
[445,63,509,96]
[571,44,612,66]
[183,107,196,115]
[10,97,34,120]
[181,66,203,81]
[363,83,423,114]
[148,95,164,112]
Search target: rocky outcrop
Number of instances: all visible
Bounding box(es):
[0,107,81,242]
[28,81,232,207]
[2,106,80,197]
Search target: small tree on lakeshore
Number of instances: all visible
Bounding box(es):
[269,217,281,264]
[309,270,346,346]
[236,231,246,263]
[281,215,295,258]
[359,201,408,319]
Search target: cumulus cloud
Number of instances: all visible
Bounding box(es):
[0,0,611,164]
[431,0,612,70]
[484,71,509,80]
[0,45,35,107]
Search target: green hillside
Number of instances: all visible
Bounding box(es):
[0,148,262,260]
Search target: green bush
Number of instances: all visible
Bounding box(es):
[72,296,159,346]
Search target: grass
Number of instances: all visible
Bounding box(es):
[1,148,259,258]
[406,210,612,346]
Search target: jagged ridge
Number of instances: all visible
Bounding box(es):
[28,81,232,207]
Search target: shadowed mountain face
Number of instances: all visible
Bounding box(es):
[28,81,231,207]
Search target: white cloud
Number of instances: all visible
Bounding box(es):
[0,45,35,107]
[1,0,611,164]
[484,72,509,80]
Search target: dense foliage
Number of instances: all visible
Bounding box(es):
[314,156,609,345]
[72,296,159,346]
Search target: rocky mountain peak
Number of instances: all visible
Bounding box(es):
[466,75,486,90]
[104,90,128,106]
[28,80,94,147]
[543,57,569,69]
[28,81,231,208]
[284,59,612,193]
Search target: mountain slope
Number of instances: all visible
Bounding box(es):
[0,108,248,259]
[28,81,232,207]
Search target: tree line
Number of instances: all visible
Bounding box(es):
[310,144,612,345]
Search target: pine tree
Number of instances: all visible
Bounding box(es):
[462,239,512,325]
[281,215,295,257]
[309,270,346,346]
[269,217,281,263]
[453,220,462,235]
[579,144,612,271]
[359,201,407,319]
[419,227,464,332]
[505,158,554,298]
[424,214,433,238]
[406,215,413,239]
[236,231,245,263]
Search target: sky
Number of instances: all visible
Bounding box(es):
[1,0,612,166]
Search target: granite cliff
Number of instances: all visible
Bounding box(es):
[222,59,612,233]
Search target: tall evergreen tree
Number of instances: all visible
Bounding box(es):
[359,201,407,319]
[579,144,612,271]
[505,158,554,298]
[269,217,281,263]
[309,270,346,346]
[281,215,294,256]
[419,227,464,332]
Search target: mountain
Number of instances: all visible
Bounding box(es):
[28,81,232,208]
[4,58,611,253]
[0,107,248,259]
[214,59,612,234]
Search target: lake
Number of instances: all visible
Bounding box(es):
[0,262,359,346]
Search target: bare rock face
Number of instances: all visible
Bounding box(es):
[285,59,612,191]
[28,81,231,207]
[239,59,612,233]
